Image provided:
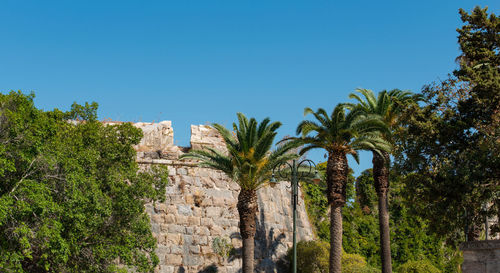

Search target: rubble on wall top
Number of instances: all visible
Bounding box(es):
[123,121,227,161]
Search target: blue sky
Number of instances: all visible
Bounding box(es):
[1,1,498,176]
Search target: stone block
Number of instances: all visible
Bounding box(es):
[167,224,185,234]
[210,225,223,236]
[201,217,214,226]
[160,223,169,232]
[193,235,208,245]
[212,196,225,206]
[165,254,182,266]
[192,207,202,217]
[165,233,182,245]
[195,226,210,236]
[186,227,194,235]
[154,203,167,213]
[205,188,233,199]
[206,207,222,218]
[164,214,175,224]
[201,245,213,254]
[190,245,201,254]
[183,255,203,266]
[176,215,188,225]
[161,266,175,273]
[151,214,164,224]
[170,245,183,255]
[166,205,177,214]
[185,194,194,204]
[188,216,201,225]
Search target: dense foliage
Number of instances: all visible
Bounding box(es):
[0,91,168,272]
[302,166,461,272]
[394,6,499,241]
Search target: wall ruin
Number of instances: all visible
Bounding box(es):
[132,122,314,273]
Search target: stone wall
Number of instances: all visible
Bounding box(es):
[134,121,314,273]
[460,240,500,273]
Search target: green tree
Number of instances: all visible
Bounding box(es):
[291,105,390,273]
[355,169,377,213]
[302,165,462,272]
[395,7,499,241]
[180,113,298,273]
[346,88,421,273]
[0,91,168,272]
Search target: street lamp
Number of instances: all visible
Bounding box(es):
[269,159,321,273]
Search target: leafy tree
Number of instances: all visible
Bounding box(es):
[355,169,377,213]
[394,7,499,241]
[302,165,462,272]
[290,105,390,273]
[346,88,421,273]
[180,113,298,273]
[0,91,168,272]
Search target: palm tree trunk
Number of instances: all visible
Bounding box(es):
[237,189,258,273]
[329,204,343,273]
[326,151,348,273]
[373,151,392,273]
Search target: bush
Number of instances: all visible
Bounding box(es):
[211,237,233,264]
[289,240,381,273]
[287,240,329,273]
[342,252,380,273]
[397,260,441,273]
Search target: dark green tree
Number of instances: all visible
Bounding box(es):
[0,91,168,272]
[355,169,377,213]
[290,105,390,273]
[303,165,462,272]
[395,6,499,241]
[180,113,298,273]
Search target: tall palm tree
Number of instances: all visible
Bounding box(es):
[346,88,421,273]
[180,113,298,273]
[290,105,390,273]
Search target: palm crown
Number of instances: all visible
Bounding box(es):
[346,88,421,137]
[294,105,391,162]
[180,113,298,190]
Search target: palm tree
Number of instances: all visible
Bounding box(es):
[346,88,421,273]
[180,113,298,273]
[290,105,390,273]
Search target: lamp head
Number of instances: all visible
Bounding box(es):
[313,170,321,183]
[269,173,278,188]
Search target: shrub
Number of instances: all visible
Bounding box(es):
[287,240,329,273]
[342,252,380,273]
[211,237,233,264]
[397,260,441,273]
[289,240,381,273]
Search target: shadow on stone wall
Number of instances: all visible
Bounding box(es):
[197,207,290,273]
[197,263,218,273]
[255,206,289,273]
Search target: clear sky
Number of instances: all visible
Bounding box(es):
[1,1,498,176]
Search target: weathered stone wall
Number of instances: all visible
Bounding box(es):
[134,121,314,273]
[460,240,500,273]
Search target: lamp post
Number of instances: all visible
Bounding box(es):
[269,159,321,273]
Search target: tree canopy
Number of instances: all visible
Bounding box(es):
[394,6,499,241]
[0,91,168,272]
